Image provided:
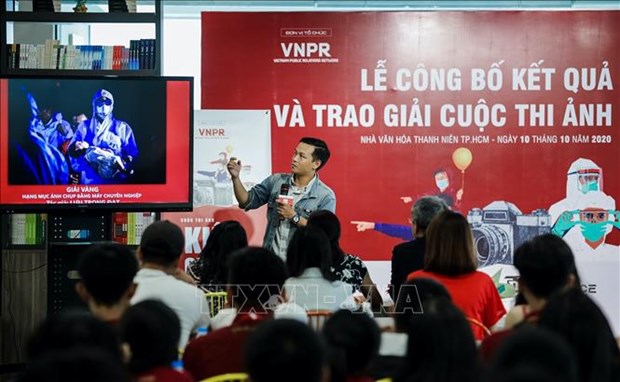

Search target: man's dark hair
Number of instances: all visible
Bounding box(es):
[513,234,578,299]
[286,226,334,281]
[397,298,480,382]
[77,242,138,305]
[322,310,381,379]
[393,278,451,332]
[19,347,130,382]
[300,137,330,171]
[487,327,578,382]
[120,300,181,375]
[245,319,326,382]
[27,310,122,361]
[539,289,620,382]
[139,220,184,266]
[228,247,288,311]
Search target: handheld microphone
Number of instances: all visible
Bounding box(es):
[278,183,292,221]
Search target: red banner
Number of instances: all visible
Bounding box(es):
[201,11,619,257]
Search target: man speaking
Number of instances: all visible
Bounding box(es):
[227,137,336,259]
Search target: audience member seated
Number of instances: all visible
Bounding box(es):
[322,309,381,382]
[407,210,506,340]
[131,220,209,349]
[18,347,130,382]
[394,298,480,382]
[389,196,448,301]
[188,220,248,292]
[307,210,383,310]
[371,278,452,380]
[486,327,578,382]
[76,242,138,326]
[480,234,580,360]
[538,288,620,382]
[120,300,192,382]
[26,310,123,362]
[183,247,288,380]
[284,226,354,312]
[245,318,329,382]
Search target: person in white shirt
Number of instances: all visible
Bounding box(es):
[284,226,354,312]
[131,220,209,349]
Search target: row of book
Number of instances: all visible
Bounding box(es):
[5,39,156,71]
[32,0,138,13]
[9,214,47,246]
[112,212,157,245]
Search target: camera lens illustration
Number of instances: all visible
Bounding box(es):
[467,201,552,267]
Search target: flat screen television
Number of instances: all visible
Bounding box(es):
[0,76,193,212]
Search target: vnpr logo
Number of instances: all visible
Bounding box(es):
[280,42,332,58]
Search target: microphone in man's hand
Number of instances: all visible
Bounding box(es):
[278,183,291,221]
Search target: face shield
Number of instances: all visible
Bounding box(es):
[565,158,603,199]
[574,170,601,194]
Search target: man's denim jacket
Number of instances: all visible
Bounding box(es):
[240,173,336,249]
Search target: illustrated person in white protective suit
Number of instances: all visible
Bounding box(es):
[549,158,620,335]
[549,158,617,248]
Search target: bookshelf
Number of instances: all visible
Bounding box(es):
[0,0,162,76]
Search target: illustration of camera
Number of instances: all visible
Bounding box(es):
[467,201,551,267]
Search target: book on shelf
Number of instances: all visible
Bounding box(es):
[9,214,46,246]
[112,212,156,245]
[108,0,128,13]
[5,40,156,71]
[33,0,60,12]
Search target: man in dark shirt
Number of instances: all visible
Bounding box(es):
[389,196,447,301]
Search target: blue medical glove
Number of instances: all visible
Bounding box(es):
[552,210,578,237]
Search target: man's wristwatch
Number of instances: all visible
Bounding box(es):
[291,214,301,225]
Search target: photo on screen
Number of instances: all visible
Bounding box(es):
[7,78,167,185]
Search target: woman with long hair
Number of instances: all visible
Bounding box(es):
[307,210,383,308]
[188,220,248,291]
[407,210,506,340]
[284,226,354,311]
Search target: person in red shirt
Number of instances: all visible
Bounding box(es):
[183,247,289,380]
[407,210,506,340]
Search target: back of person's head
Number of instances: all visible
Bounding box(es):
[120,299,181,375]
[307,210,345,265]
[393,278,451,332]
[397,298,479,382]
[286,226,334,280]
[538,288,620,382]
[19,347,130,382]
[245,319,327,382]
[139,220,184,266]
[487,327,578,382]
[228,247,288,311]
[300,137,330,170]
[424,210,477,275]
[77,242,138,306]
[27,310,122,361]
[199,220,248,285]
[513,234,579,299]
[411,196,448,233]
[322,310,381,379]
